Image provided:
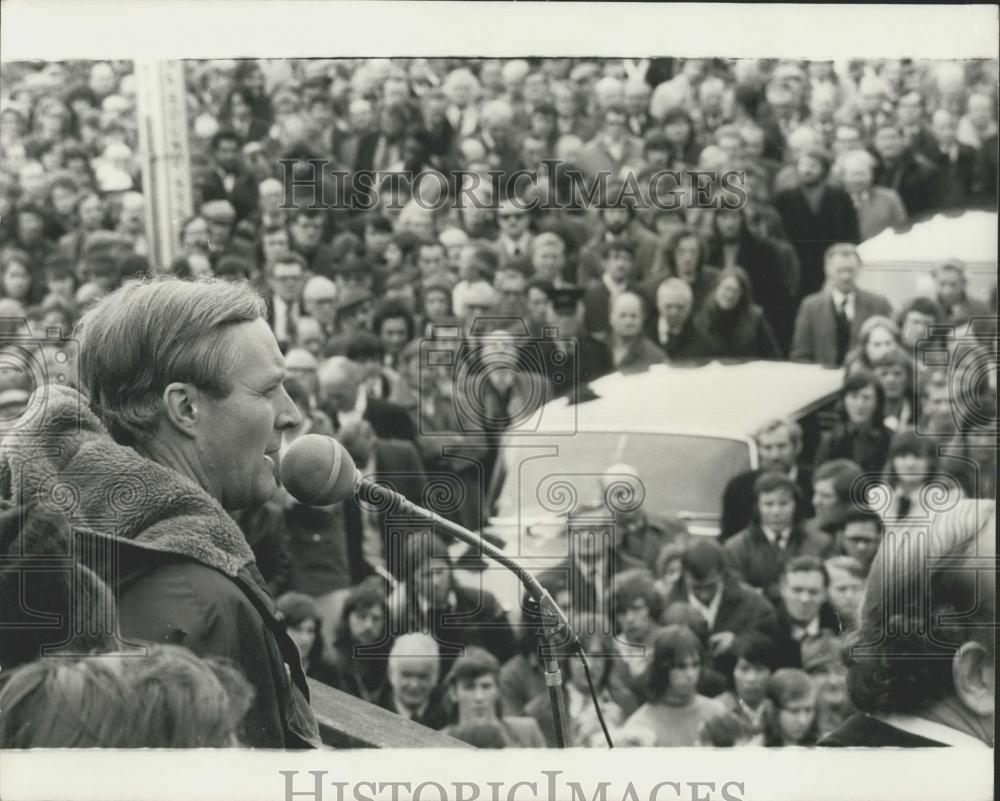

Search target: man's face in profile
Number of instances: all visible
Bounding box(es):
[194,319,299,510]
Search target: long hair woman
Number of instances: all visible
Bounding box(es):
[693,266,780,360]
[815,370,892,472]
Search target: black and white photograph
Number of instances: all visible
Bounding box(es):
[0,2,996,800]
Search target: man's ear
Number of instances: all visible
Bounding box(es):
[161,382,201,437]
[952,640,995,718]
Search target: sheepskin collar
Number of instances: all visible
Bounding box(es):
[0,385,254,577]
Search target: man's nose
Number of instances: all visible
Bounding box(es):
[274,384,303,430]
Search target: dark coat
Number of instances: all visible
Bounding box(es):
[577,220,662,286]
[814,424,892,474]
[199,167,259,221]
[770,601,841,669]
[790,288,894,367]
[819,714,949,747]
[582,281,651,336]
[374,682,451,731]
[0,385,321,749]
[928,143,980,212]
[774,186,861,299]
[873,151,939,219]
[650,316,715,363]
[694,304,781,361]
[723,522,835,602]
[720,467,815,541]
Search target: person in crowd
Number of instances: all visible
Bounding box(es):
[264,251,307,351]
[693,266,780,360]
[645,227,719,314]
[725,472,835,603]
[931,260,993,335]
[376,632,450,729]
[582,240,647,337]
[389,531,516,672]
[823,555,867,633]
[774,147,860,300]
[871,348,916,432]
[867,430,965,523]
[665,538,780,675]
[576,194,660,287]
[276,592,340,685]
[0,278,320,748]
[697,711,760,747]
[651,277,713,362]
[602,290,666,372]
[545,284,614,394]
[927,109,979,211]
[611,572,666,696]
[838,148,908,241]
[575,104,645,188]
[870,124,939,219]
[327,576,393,704]
[717,632,780,735]
[0,645,255,748]
[806,458,865,537]
[822,500,995,747]
[843,315,903,374]
[770,556,840,669]
[761,668,819,747]
[705,205,797,351]
[317,355,416,442]
[814,369,893,472]
[441,647,547,747]
[620,625,727,747]
[721,419,815,541]
[791,243,893,367]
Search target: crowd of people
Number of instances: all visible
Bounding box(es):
[0,56,997,752]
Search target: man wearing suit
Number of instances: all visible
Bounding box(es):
[871,125,939,220]
[769,556,840,669]
[576,198,660,287]
[720,419,815,541]
[199,129,259,222]
[317,356,417,443]
[582,240,649,337]
[927,109,979,213]
[775,147,861,300]
[338,419,426,584]
[651,278,713,363]
[821,501,994,748]
[932,260,993,335]
[495,200,534,266]
[791,243,893,367]
[265,252,308,351]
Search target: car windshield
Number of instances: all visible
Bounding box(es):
[491,431,753,523]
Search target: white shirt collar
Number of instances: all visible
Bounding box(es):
[791,616,821,641]
[761,526,791,548]
[878,714,991,748]
[687,584,724,629]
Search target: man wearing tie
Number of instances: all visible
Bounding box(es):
[791,243,893,366]
[771,557,840,669]
[928,109,979,212]
[266,252,307,351]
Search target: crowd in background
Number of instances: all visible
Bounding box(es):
[0,56,997,750]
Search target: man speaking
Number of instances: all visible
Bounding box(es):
[1,278,320,748]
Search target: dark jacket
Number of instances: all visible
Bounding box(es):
[723,522,835,602]
[199,166,259,221]
[374,682,451,731]
[928,143,980,212]
[774,186,861,299]
[790,288,894,367]
[814,424,892,474]
[582,281,651,337]
[577,220,662,286]
[819,714,949,747]
[0,385,321,749]
[720,467,815,541]
[694,304,780,361]
[873,151,939,219]
[770,602,840,669]
[650,316,715,363]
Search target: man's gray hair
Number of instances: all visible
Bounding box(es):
[656,277,694,306]
[388,633,440,676]
[73,277,266,446]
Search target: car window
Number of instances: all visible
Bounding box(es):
[491,431,753,523]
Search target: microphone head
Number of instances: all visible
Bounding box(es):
[279,434,358,506]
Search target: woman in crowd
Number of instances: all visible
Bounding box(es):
[276,592,340,686]
[694,266,780,360]
[801,637,854,740]
[653,542,686,602]
[1,248,41,305]
[697,711,761,747]
[717,632,778,734]
[843,315,903,374]
[760,668,819,747]
[872,347,917,432]
[868,430,965,522]
[620,624,727,747]
[611,573,666,698]
[328,577,393,703]
[815,370,892,473]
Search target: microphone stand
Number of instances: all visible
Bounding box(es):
[359,476,578,748]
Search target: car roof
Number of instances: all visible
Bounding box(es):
[517,360,845,438]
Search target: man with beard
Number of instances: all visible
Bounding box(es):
[775,147,860,300]
[576,193,660,287]
[720,419,815,541]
